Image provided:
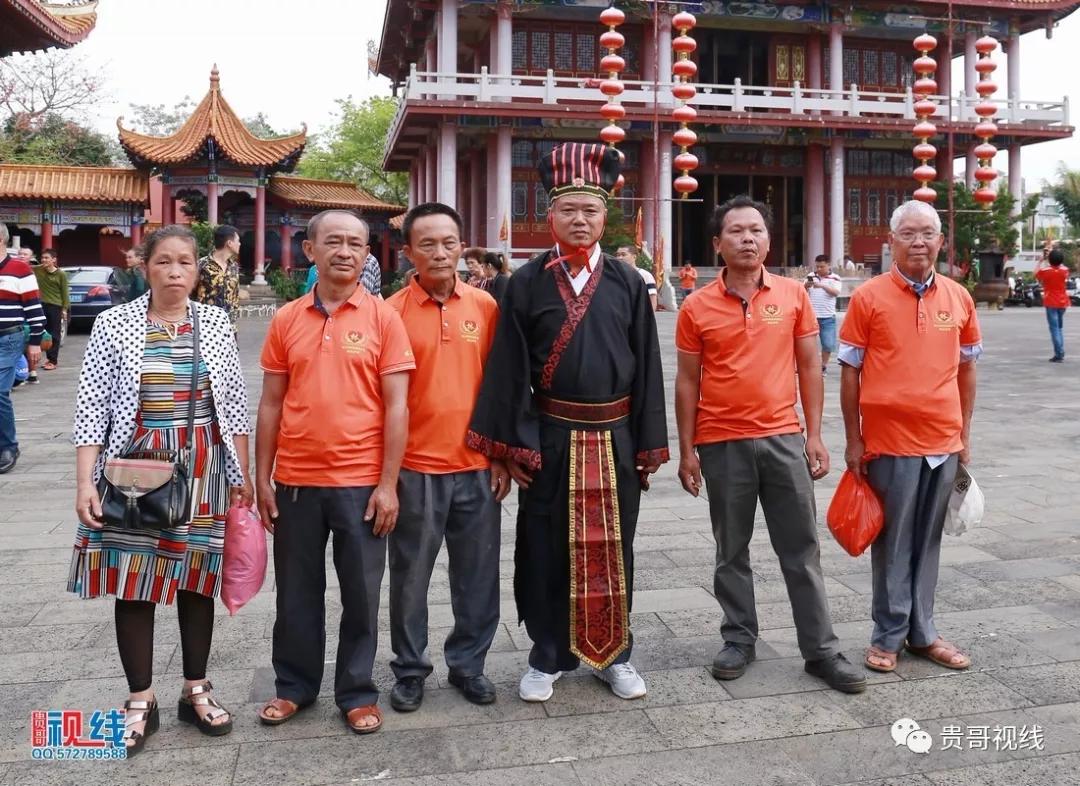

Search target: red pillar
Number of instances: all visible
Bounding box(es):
[41,220,53,250]
[254,178,267,282]
[280,224,292,271]
[381,232,391,275]
[131,221,142,246]
[161,184,174,225]
[207,180,219,225]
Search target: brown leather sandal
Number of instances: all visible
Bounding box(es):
[864,646,898,673]
[122,697,159,758]
[178,681,233,736]
[343,704,382,735]
[905,638,971,670]
[258,697,312,726]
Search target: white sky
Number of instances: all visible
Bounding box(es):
[66,0,1080,191]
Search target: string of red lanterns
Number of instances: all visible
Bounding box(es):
[972,36,1000,208]
[598,6,627,193]
[671,11,699,200]
[911,33,939,204]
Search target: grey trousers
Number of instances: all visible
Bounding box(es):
[272,485,386,711]
[699,433,840,661]
[866,455,959,652]
[389,468,501,680]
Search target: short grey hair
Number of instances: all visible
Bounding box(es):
[0,223,9,245]
[890,200,941,233]
[307,210,370,243]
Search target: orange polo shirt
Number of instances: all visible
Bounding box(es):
[260,285,415,487]
[839,267,981,456]
[679,267,698,290]
[676,269,819,445]
[387,275,499,474]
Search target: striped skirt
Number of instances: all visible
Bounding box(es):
[67,321,231,605]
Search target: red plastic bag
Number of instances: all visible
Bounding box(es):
[826,469,884,557]
[221,504,267,615]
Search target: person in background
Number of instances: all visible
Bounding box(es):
[463,247,488,289]
[675,196,865,695]
[16,248,38,384]
[805,254,843,375]
[615,245,658,311]
[385,202,507,712]
[256,210,413,735]
[303,251,382,297]
[679,262,698,303]
[481,251,511,305]
[840,200,981,675]
[195,225,241,327]
[33,249,69,370]
[0,224,45,473]
[1034,248,1070,362]
[17,247,34,264]
[115,247,149,303]
[844,256,857,272]
[68,225,253,755]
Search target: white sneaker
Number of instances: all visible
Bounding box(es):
[595,662,647,699]
[518,667,563,702]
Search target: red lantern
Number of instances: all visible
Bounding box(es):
[911,33,940,203]
[671,11,699,200]
[598,4,626,188]
[972,36,1000,208]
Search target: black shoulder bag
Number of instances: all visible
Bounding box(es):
[96,307,200,530]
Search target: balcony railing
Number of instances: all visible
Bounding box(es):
[387,65,1070,155]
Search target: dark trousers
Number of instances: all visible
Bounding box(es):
[389,468,500,680]
[271,485,386,711]
[42,303,63,364]
[867,455,958,652]
[516,420,640,674]
[699,433,839,661]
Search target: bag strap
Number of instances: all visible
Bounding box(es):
[183,304,200,460]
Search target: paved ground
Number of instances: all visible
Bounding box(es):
[1,305,1079,786]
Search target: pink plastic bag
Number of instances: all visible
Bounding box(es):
[221,505,267,615]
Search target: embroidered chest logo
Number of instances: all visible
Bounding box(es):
[760,303,784,325]
[934,310,957,331]
[342,330,369,354]
[460,319,480,343]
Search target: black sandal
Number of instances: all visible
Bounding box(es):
[177,681,233,736]
[122,697,159,758]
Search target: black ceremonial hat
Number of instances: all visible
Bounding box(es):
[538,142,622,204]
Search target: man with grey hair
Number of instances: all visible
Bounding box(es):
[839,199,981,674]
[0,223,46,473]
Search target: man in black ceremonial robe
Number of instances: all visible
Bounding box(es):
[467,142,668,703]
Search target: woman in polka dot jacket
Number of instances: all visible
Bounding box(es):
[66,226,253,756]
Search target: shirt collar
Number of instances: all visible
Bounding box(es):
[890,264,936,296]
[407,272,463,305]
[309,282,367,314]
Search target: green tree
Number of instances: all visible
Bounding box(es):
[1047,163,1080,231]
[296,96,407,204]
[0,112,120,165]
[600,203,635,252]
[125,97,197,136]
[933,181,1038,265]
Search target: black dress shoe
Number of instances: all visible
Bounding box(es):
[710,642,755,681]
[389,676,424,712]
[448,673,496,705]
[0,448,19,474]
[805,652,868,694]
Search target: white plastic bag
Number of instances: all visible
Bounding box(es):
[943,465,984,536]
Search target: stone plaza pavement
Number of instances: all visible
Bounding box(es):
[1,305,1079,786]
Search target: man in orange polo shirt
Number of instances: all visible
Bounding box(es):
[675,195,866,694]
[840,199,981,674]
[255,210,415,735]
[385,203,509,712]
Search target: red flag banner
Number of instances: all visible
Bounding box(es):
[498,213,509,243]
[654,235,665,285]
[634,207,644,249]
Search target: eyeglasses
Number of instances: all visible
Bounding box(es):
[895,230,941,243]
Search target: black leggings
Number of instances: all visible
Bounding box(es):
[114,591,215,693]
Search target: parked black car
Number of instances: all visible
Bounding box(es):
[65,266,125,330]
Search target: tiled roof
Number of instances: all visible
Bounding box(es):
[269,176,403,213]
[389,213,404,230]
[117,66,307,170]
[0,164,148,203]
[1,0,98,55]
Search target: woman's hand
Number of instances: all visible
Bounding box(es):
[230,477,255,508]
[75,482,104,529]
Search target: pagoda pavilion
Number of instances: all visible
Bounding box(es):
[0,0,98,57]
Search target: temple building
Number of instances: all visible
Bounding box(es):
[1,67,402,274]
[377,0,1078,270]
[0,0,97,57]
